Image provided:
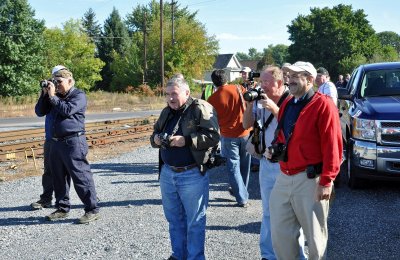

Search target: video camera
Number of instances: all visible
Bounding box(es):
[248,71,260,82]
[243,88,264,102]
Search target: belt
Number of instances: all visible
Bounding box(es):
[52,132,85,142]
[169,163,198,173]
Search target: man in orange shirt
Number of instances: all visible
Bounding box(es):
[208,69,251,207]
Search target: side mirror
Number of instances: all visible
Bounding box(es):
[337,88,353,101]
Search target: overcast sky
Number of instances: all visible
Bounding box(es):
[28,0,400,54]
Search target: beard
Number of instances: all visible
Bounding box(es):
[288,82,301,96]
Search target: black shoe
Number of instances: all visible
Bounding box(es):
[31,199,52,210]
[237,202,249,208]
[167,256,178,260]
[261,258,268,260]
[228,187,234,196]
[46,209,68,221]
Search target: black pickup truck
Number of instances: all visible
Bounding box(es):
[338,62,400,188]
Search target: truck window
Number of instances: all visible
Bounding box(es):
[349,68,361,96]
[361,69,400,97]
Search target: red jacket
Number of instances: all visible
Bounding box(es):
[276,92,342,186]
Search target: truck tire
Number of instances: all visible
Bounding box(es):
[346,144,366,189]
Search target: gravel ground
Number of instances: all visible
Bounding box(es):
[1,145,400,259]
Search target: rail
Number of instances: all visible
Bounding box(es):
[0,116,157,162]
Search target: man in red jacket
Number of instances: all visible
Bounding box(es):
[268,61,342,259]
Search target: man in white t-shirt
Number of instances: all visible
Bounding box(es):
[243,66,306,260]
[316,67,338,106]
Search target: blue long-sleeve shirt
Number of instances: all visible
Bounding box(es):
[34,87,87,138]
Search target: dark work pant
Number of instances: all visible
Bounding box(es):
[40,140,54,202]
[49,135,99,213]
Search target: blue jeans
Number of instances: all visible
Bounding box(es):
[221,136,250,204]
[260,158,307,260]
[160,164,209,260]
[259,158,280,260]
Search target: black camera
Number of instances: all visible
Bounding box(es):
[158,133,171,149]
[248,71,260,82]
[40,79,57,89]
[268,143,287,163]
[243,88,264,102]
[205,147,226,168]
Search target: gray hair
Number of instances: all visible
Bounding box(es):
[166,77,190,92]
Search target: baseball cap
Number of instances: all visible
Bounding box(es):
[240,67,251,73]
[317,67,329,76]
[282,61,317,78]
[51,65,66,75]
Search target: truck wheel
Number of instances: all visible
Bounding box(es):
[346,147,365,189]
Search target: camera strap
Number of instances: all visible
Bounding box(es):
[257,90,290,154]
[272,89,315,149]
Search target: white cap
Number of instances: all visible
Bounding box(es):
[241,67,251,73]
[282,61,317,78]
[51,65,66,75]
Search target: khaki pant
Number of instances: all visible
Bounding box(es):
[270,171,329,260]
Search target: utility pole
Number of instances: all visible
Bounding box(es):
[143,11,148,85]
[160,0,164,88]
[171,0,177,45]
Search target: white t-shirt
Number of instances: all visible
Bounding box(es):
[318,81,338,105]
[252,101,278,154]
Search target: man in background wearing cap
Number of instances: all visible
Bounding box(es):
[208,69,251,207]
[35,66,100,224]
[30,65,66,209]
[268,61,342,259]
[316,67,338,106]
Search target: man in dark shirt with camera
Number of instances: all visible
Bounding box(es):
[150,76,220,260]
[35,66,100,224]
[267,61,342,259]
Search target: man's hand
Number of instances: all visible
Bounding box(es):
[153,134,161,146]
[315,184,333,201]
[259,94,279,116]
[169,135,185,147]
[47,82,56,97]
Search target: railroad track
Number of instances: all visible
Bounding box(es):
[0,116,158,163]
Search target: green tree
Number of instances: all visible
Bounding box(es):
[236,52,250,60]
[377,31,400,57]
[236,48,262,61]
[146,11,218,85]
[258,44,289,69]
[124,1,217,87]
[81,8,102,45]
[109,42,142,92]
[97,8,130,91]
[287,4,381,78]
[0,0,46,96]
[43,20,104,91]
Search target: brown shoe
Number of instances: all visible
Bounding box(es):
[31,199,52,210]
[46,209,68,221]
[78,212,100,224]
